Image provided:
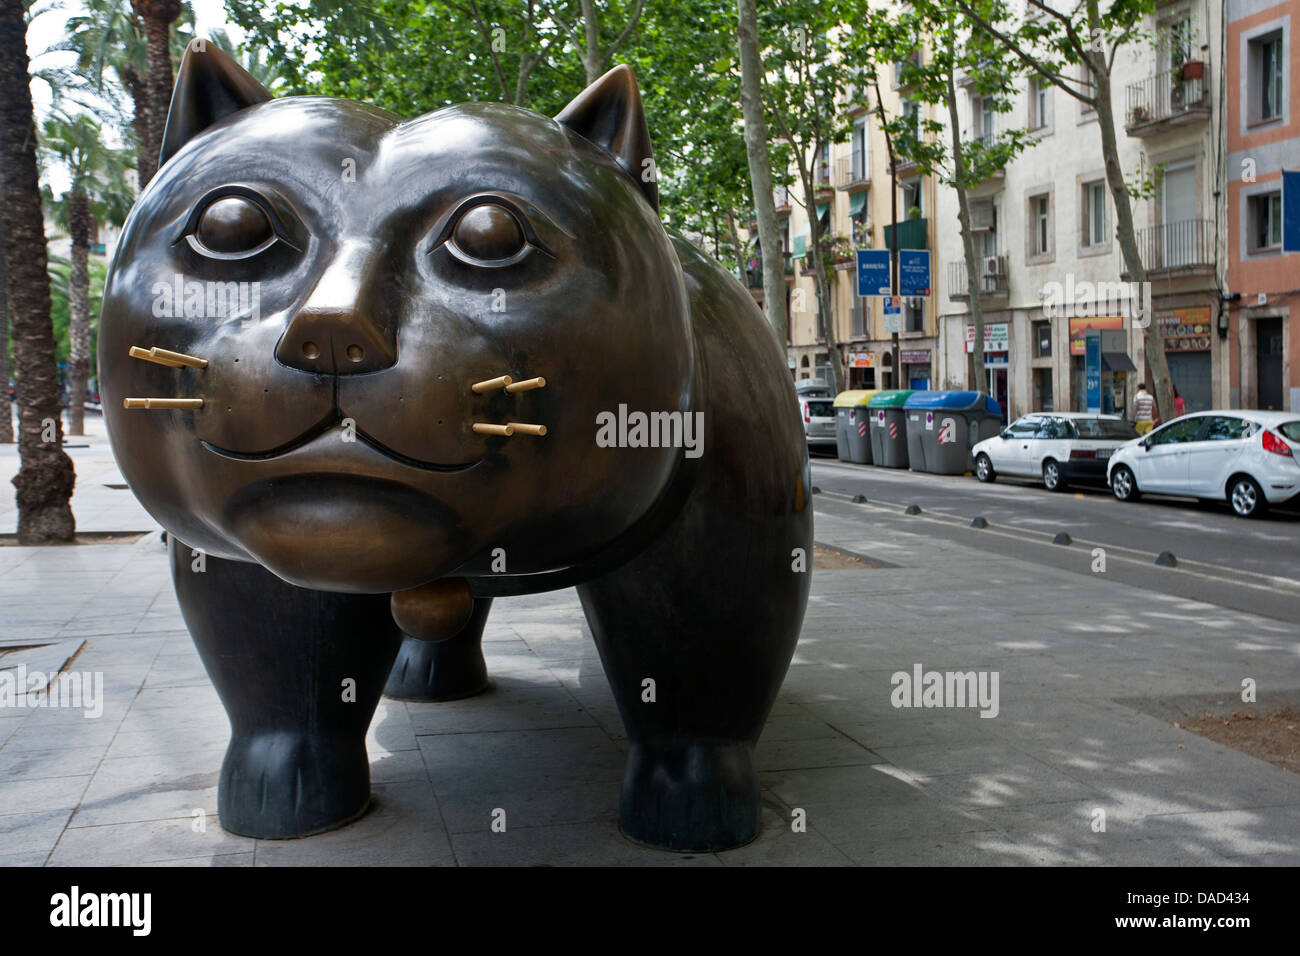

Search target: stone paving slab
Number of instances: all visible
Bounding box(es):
[2,423,1299,865]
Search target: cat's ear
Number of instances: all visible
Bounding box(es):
[158,40,273,170]
[555,64,658,212]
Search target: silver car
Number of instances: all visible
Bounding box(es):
[800,396,836,448]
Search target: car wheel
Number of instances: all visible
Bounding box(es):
[975,453,996,482]
[1111,465,1140,502]
[1042,458,1066,491]
[1228,476,1268,518]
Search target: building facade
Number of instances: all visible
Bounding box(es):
[1226,0,1298,411]
[935,0,1227,422]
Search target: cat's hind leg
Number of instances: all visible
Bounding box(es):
[384,598,493,701]
[170,540,403,838]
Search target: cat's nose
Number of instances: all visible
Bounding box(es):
[277,240,396,374]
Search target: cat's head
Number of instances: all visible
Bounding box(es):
[100,42,694,593]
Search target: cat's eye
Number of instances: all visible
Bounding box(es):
[432,197,554,269]
[176,186,303,261]
[195,197,274,255]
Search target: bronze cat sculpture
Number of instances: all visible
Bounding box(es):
[99,41,811,852]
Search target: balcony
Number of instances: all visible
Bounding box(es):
[883,217,928,250]
[834,154,870,191]
[1125,62,1210,136]
[1137,218,1214,276]
[948,255,1009,300]
[774,185,792,214]
[965,132,1006,181]
[813,167,834,201]
[746,253,796,288]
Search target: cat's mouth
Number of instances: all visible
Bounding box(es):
[201,415,483,473]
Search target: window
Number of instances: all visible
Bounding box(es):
[851,119,868,180]
[1029,78,1049,129]
[1080,60,1096,113]
[1074,418,1138,440]
[1033,368,1054,411]
[1278,421,1300,441]
[1084,181,1107,246]
[904,297,924,333]
[1162,14,1193,69]
[902,100,920,141]
[817,143,831,185]
[1031,193,1051,255]
[1202,416,1254,440]
[1006,417,1041,437]
[1035,417,1070,439]
[1033,320,1052,358]
[1249,191,1283,251]
[1250,32,1285,122]
[902,179,922,216]
[1148,417,1203,444]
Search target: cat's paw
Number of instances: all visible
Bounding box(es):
[384,633,489,702]
[619,741,760,852]
[218,732,371,839]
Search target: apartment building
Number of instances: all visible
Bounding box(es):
[748,59,939,390]
[934,0,1226,421]
[1226,0,1298,411]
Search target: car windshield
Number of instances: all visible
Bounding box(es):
[1279,421,1300,442]
[806,401,834,418]
[1072,418,1138,440]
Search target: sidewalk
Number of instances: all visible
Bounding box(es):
[2,419,1298,865]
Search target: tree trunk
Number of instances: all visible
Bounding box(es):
[135,1,182,188]
[579,0,602,83]
[1086,7,1173,421]
[124,62,154,188]
[798,160,845,394]
[736,0,788,343]
[0,213,12,443]
[945,64,985,391]
[66,188,92,436]
[0,0,76,542]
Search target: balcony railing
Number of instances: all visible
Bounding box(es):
[1138,217,1214,273]
[883,217,928,250]
[948,255,1009,300]
[835,154,870,189]
[746,253,795,287]
[1125,62,1211,134]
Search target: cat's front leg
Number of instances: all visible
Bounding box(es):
[576,487,811,852]
[170,540,403,838]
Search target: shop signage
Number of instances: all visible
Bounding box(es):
[965,322,1009,353]
[1155,307,1212,352]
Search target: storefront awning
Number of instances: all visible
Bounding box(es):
[1101,351,1137,372]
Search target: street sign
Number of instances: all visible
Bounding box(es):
[898,249,931,297]
[1085,330,1102,413]
[856,249,891,296]
[1284,170,1300,253]
[882,295,902,334]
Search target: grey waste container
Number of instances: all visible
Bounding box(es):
[904,390,1004,475]
[867,390,914,468]
[833,390,879,463]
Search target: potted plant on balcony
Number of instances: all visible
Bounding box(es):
[906,205,922,220]
[1128,104,1149,125]
[1180,58,1203,80]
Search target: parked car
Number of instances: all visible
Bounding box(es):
[1107,410,1300,517]
[794,378,832,398]
[973,412,1138,490]
[800,395,836,449]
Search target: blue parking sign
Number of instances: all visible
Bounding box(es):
[1284,170,1300,253]
[899,250,930,297]
[856,249,891,297]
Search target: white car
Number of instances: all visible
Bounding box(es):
[973,412,1139,490]
[1108,410,1300,518]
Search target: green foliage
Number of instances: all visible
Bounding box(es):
[40,111,136,231]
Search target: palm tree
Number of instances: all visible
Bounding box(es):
[208,27,284,92]
[0,217,12,444]
[41,112,134,435]
[1,0,76,542]
[131,0,183,187]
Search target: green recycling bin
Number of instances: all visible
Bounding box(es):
[903,390,1004,475]
[834,390,879,463]
[867,390,914,468]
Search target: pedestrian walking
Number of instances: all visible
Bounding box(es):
[1174,386,1186,418]
[1133,382,1156,434]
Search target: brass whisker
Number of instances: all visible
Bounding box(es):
[505,376,546,393]
[506,423,547,436]
[130,346,208,369]
[471,375,513,394]
[123,398,204,410]
[472,423,514,436]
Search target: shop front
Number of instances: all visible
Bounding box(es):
[846,349,876,389]
[1067,317,1133,415]
[900,349,931,390]
[1156,307,1214,413]
[965,322,1009,420]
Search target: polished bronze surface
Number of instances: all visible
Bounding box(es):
[390,578,475,643]
[100,42,811,851]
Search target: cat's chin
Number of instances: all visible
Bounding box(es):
[224,476,474,593]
